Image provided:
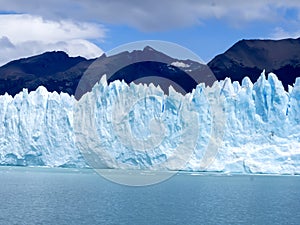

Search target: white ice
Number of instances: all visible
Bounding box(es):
[0,71,299,174]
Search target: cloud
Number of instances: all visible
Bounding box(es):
[0,38,104,66]
[1,0,300,31]
[0,36,15,49]
[0,14,105,65]
[271,27,300,39]
[0,0,299,65]
[0,14,105,42]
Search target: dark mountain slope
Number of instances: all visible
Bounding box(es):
[0,51,92,96]
[208,38,300,89]
[0,47,212,99]
[1,38,300,98]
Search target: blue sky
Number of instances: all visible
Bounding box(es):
[0,0,299,65]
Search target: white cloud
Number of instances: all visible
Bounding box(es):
[1,0,300,31]
[0,38,104,66]
[48,39,104,59]
[0,14,105,65]
[0,14,105,42]
[0,0,299,65]
[271,27,300,40]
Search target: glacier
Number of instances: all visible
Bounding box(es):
[0,71,300,174]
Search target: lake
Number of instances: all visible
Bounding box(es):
[0,167,299,225]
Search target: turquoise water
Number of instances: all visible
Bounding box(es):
[0,167,300,225]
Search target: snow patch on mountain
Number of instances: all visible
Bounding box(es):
[171,61,190,68]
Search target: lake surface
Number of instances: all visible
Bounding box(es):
[0,167,299,225]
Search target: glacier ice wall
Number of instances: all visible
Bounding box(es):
[207,74,300,174]
[0,72,299,174]
[0,87,84,167]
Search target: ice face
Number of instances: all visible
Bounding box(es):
[0,71,299,174]
[0,87,85,167]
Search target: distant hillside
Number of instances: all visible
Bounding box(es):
[0,38,300,98]
[208,38,300,89]
[0,51,92,96]
[0,47,212,99]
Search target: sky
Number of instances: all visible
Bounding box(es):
[0,0,299,65]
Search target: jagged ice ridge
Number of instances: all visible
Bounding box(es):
[0,71,299,174]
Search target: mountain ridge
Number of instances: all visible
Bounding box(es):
[0,46,211,99]
[208,37,300,89]
[0,37,299,97]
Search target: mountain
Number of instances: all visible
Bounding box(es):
[67,46,213,99]
[0,47,212,99]
[208,38,300,89]
[1,37,300,97]
[0,51,93,96]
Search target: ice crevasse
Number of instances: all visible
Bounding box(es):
[0,71,299,174]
